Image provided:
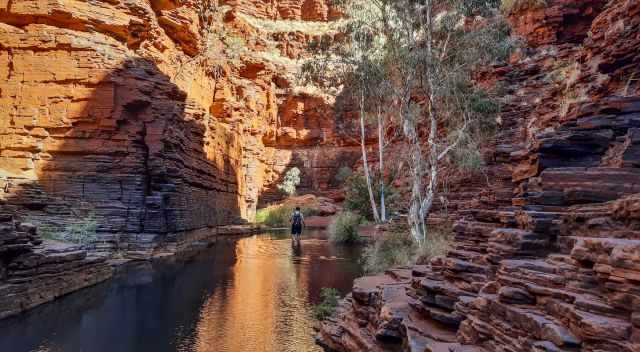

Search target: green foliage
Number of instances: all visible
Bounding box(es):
[277,167,301,196]
[39,214,98,246]
[255,206,292,227]
[363,225,453,273]
[343,171,397,221]
[302,0,516,243]
[255,205,320,227]
[333,166,353,186]
[313,287,340,321]
[470,90,500,115]
[328,211,362,244]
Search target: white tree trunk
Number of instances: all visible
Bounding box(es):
[403,115,425,245]
[377,109,387,222]
[360,93,381,223]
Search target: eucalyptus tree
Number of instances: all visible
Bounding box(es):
[392,0,512,245]
[303,0,398,224]
[304,0,512,242]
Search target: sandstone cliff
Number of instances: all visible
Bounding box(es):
[318,1,640,351]
[0,0,361,318]
[0,0,357,254]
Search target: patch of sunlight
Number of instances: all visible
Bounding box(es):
[236,12,343,35]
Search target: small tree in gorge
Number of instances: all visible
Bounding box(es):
[278,167,301,196]
[303,0,513,244]
[303,0,401,224]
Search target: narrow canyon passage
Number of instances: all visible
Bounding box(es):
[0,230,363,352]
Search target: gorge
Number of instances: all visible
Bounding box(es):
[1,0,639,352]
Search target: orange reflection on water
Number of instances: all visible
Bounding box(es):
[191,235,321,352]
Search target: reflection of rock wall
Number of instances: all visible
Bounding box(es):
[0,0,353,252]
[319,1,640,352]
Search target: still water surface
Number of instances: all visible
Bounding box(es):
[0,230,363,352]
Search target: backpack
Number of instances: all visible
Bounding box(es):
[292,212,302,226]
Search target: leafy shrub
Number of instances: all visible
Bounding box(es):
[343,172,398,221]
[277,167,301,196]
[313,287,340,321]
[255,205,320,227]
[363,225,452,273]
[328,211,362,244]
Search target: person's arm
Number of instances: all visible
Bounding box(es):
[301,213,305,227]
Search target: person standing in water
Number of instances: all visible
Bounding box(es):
[290,206,305,243]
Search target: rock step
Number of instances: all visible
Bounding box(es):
[476,295,583,348]
[447,249,486,264]
[460,209,518,225]
[403,311,488,352]
[411,299,465,327]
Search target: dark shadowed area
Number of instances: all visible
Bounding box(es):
[0,229,363,352]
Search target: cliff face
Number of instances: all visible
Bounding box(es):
[318,1,640,351]
[0,0,361,318]
[0,0,357,255]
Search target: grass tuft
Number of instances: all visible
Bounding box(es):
[313,287,341,320]
[362,224,453,273]
[328,211,362,244]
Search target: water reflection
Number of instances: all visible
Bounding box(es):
[0,230,362,352]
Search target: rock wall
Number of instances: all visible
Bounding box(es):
[318,1,640,351]
[0,215,112,320]
[0,0,355,255]
[0,0,359,318]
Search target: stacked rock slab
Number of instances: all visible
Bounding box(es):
[0,0,357,256]
[0,214,112,320]
[318,1,640,351]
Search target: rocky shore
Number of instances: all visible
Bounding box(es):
[317,1,640,351]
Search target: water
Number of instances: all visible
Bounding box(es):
[0,230,363,352]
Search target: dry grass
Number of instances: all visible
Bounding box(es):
[362,223,453,273]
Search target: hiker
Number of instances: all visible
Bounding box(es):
[290,206,305,242]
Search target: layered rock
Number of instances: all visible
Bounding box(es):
[0,0,355,255]
[318,1,640,351]
[0,215,112,320]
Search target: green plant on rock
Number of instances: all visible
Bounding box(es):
[328,211,362,244]
[313,287,340,321]
[363,224,453,273]
[38,213,98,246]
[362,232,415,274]
[277,167,301,196]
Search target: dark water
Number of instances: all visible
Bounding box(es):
[0,230,363,352]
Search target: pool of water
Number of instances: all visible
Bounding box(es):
[0,229,363,352]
